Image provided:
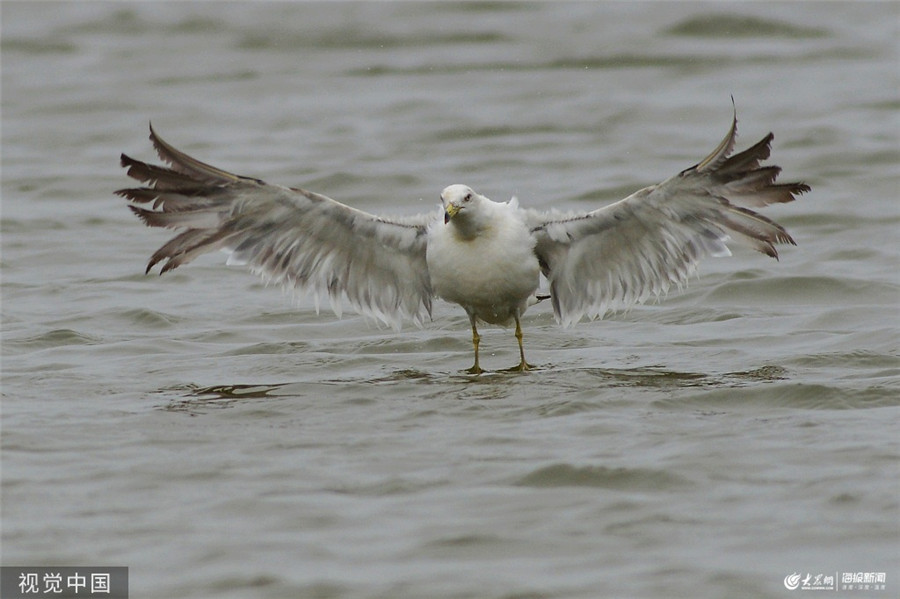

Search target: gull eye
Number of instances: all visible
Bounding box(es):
[463,193,472,203]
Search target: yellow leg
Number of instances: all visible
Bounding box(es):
[510,315,533,372]
[465,315,484,375]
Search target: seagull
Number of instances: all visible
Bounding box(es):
[118,109,809,374]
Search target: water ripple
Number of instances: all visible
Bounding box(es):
[514,464,689,490]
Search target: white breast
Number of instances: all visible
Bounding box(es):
[426,201,540,325]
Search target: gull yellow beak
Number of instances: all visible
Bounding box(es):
[444,203,460,224]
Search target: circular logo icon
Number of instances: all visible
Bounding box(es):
[784,573,802,590]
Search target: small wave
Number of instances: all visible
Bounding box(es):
[220,342,312,356]
[702,274,888,304]
[237,28,509,52]
[664,14,828,38]
[514,463,688,490]
[115,308,184,329]
[656,381,899,410]
[349,54,736,77]
[6,328,103,351]
[789,349,899,371]
[0,38,78,55]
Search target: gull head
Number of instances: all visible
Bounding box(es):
[441,184,483,224]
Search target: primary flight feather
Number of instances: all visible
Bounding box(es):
[118,109,809,373]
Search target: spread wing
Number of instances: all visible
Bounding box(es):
[117,125,435,328]
[529,111,810,327]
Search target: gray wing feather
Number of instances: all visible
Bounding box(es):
[530,112,810,327]
[118,125,435,328]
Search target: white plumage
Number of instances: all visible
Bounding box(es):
[119,109,808,373]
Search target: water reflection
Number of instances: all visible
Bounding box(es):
[157,364,790,413]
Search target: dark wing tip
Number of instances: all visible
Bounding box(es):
[685,103,739,175]
[128,204,153,226]
[148,121,163,152]
[144,123,265,185]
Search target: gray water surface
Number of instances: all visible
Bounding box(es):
[2,2,898,598]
